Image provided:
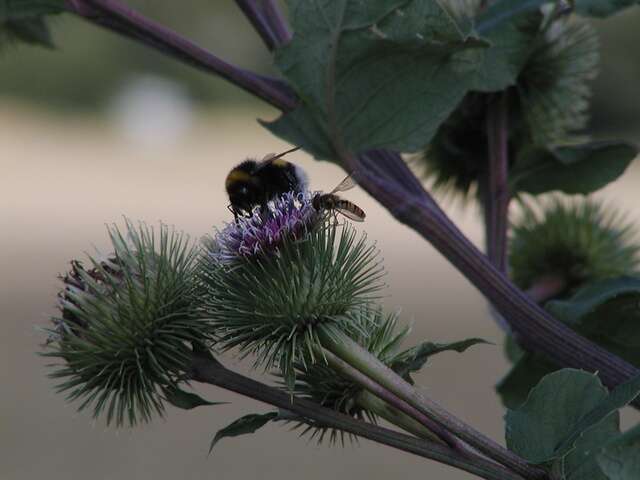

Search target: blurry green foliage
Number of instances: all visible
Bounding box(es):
[0,1,280,110]
[0,1,638,137]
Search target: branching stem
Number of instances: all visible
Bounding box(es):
[352,150,640,409]
[64,0,297,110]
[317,326,548,480]
[486,94,511,274]
[189,355,525,480]
[319,347,463,451]
[234,0,278,50]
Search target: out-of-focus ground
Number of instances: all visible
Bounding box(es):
[1,4,640,480]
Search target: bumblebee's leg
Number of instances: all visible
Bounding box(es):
[228,204,240,222]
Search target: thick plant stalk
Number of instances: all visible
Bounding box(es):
[354,150,640,408]
[234,0,278,50]
[319,347,463,451]
[317,326,548,480]
[262,0,292,44]
[189,355,525,480]
[355,390,442,442]
[486,94,510,274]
[64,0,297,110]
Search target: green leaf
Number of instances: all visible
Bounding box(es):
[163,386,226,410]
[506,368,640,473]
[467,9,543,92]
[209,412,279,453]
[547,277,640,366]
[0,0,65,20]
[555,415,620,480]
[497,352,557,409]
[269,0,511,159]
[510,141,638,195]
[475,0,549,34]
[0,0,65,48]
[598,424,640,479]
[554,373,640,458]
[391,338,489,384]
[574,0,639,17]
[505,369,610,463]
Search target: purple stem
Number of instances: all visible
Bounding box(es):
[189,355,525,480]
[486,94,510,274]
[355,151,640,407]
[262,0,293,44]
[321,348,468,453]
[64,0,297,111]
[235,0,278,50]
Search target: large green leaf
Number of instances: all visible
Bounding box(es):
[510,141,638,195]
[266,0,541,159]
[553,374,640,458]
[554,416,620,480]
[391,337,489,384]
[547,277,640,366]
[598,424,640,480]
[574,0,639,17]
[209,412,279,453]
[475,0,548,34]
[506,369,640,471]
[506,369,609,464]
[0,0,65,20]
[496,352,557,409]
[0,0,65,48]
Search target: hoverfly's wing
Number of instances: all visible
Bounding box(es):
[258,146,301,169]
[334,206,366,222]
[330,174,358,194]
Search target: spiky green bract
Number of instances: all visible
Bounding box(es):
[199,219,384,389]
[517,15,599,145]
[509,199,640,292]
[418,13,599,204]
[287,307,408,444]
[43,220,206,427]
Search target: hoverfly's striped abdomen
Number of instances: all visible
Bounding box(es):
[312,193,366,222]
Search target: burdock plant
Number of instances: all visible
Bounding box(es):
[12,0,640,479]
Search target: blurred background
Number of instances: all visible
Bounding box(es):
[1,3,639,479]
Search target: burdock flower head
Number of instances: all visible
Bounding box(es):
[43,221,208,426]
[509,199,640,295]
[199,191,384,387]
[212,191,320,263]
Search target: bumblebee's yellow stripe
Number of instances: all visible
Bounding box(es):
[225,170,251,188]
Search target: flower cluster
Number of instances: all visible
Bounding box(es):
[211,191,320,263]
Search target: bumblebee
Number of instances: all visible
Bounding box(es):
[225,146,308,219]
[312,175,366,222]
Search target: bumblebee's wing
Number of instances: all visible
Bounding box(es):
[335,206,366,222]
[330,174,358,194]
[258,146,301,168]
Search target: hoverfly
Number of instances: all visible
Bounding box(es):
[312,175,366,222]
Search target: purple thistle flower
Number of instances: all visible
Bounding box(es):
[211,191,320,263]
